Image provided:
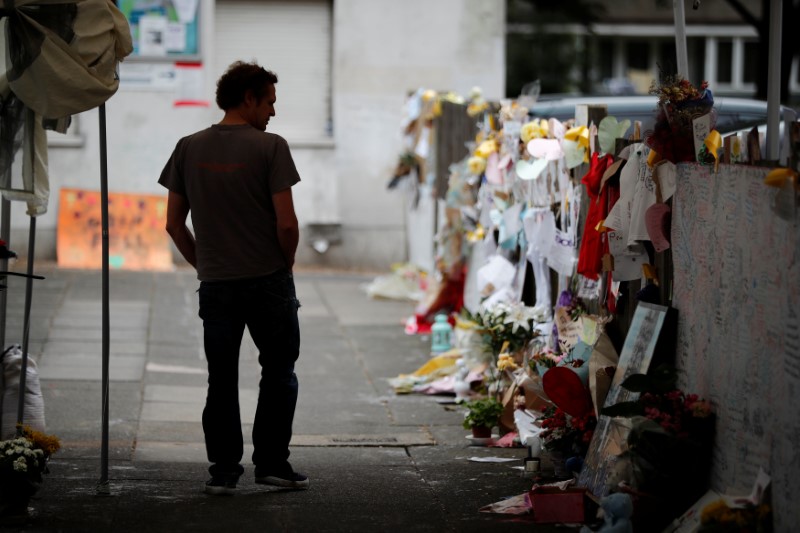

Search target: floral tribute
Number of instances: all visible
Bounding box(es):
[602,365,716,527]
[538,405,597,458]
[645,74,715,164]
[0,426,61,518]
[461,302,544,357]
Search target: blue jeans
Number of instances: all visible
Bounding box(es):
[198,269,300,478]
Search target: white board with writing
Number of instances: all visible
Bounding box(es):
[672,163,800,531]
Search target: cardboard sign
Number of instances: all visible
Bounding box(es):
[57,188,172,271]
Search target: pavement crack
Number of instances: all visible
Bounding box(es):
[404,447,458,533]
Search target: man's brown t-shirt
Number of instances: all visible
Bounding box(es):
[158,124,301,281]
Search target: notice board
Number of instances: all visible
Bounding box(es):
[57,188,172,271]
[671,163,800,531]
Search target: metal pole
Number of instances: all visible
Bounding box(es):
[0,198,10,350]
[0,198,10,435]
[15,216,35,435]
[673,0,689,77]
[766,0,782,161]
[97,104,111,495]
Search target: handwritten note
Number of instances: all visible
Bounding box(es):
[692,113,712,161]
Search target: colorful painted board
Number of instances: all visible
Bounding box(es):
[57,188,172,271]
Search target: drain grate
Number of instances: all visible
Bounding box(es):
[291,433,433,447]
[330,437,399,444]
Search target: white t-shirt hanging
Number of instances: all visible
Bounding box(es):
[628,145,658,246]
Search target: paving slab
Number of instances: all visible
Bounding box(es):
[0,267,568,532]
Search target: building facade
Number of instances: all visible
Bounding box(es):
[5,0,506,271]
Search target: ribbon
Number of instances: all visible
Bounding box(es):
[764,168,799,189]
[564,125,590,163]
[704,130,723,172]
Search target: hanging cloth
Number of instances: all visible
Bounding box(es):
[0,0,132,215]
[3,0,133,120]
[577,151,614,281]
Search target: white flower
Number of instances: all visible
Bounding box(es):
[12,456,27,472]
[502,304,536,333]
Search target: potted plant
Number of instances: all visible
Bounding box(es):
[462,397,503,438]
[0,426,60,523]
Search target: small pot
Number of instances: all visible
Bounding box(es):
[471,426,492,439]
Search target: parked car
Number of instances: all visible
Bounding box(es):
[527,95,795,136]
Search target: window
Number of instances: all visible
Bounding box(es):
[688,37,706,85]
[743,40,758,84]
[717,40,733,83]
[214,0,332,140]
[657,41,677,74]
[597,39,614,81]
[626,40,650,71]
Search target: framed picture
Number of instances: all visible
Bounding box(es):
[577,301,676,497]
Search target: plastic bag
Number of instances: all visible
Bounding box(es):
[1,344,46,439]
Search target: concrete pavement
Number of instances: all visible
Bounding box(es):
[0,265,559,532]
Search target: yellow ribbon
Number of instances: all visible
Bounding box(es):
[764,168,799,189]
[564,125,590,163]
[704,130,723,172]
[647,150,662,168]
[595,219,607,233]
[565,125,589,147]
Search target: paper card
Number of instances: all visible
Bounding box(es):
[579,315,603,346]
[656,160,677,201]
[515,158,547,181]
[415,125,431,159]
[576,275,601,301]
[527,139,564,161]
[476,254,517,296]
[555,307,581,352]
[608,231,649,282]
[165,23,187,52]
[502,202,524,237]
[562,139,586,169]
[139,15,168,56]
[692,113,712,161]
[485,152,503,185]
[546,233,577,277]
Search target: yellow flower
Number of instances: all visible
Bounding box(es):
[421,89,438,102]
[467,156,487,175]
[467,101,489,117]
[520,119,548,143]
[474,139,498,159]
[497,353,519,372]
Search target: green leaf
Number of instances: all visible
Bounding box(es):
[620,374,651,392]
[601,401,645,418]
[649,365,679,393]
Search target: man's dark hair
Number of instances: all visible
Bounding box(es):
[215,61,278,111]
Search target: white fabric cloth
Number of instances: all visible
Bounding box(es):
[0,107,50,215]
[4,0,133,119]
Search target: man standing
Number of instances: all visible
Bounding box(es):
[158,60,307,495]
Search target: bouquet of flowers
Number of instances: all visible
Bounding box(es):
[645,74,715,163]
[0,426,61,511]
[531,346,566,371]
[603,366,715,512]
[462,302,543,357]
[538,405,597,458]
